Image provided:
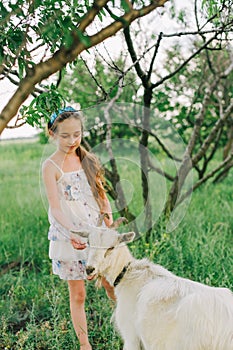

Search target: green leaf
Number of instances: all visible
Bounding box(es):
[21,85,67,128]
[121,0,131,12]
[18,57,25,79]
[76,30,91,47]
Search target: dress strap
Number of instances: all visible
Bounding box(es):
[47,158,64,175]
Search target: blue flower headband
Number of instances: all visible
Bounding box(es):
[50,106,77,125]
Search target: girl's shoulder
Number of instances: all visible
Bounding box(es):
[42,156,63,180]
[42,151,61,168]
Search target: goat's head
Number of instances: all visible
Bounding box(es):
[71,217,135,278]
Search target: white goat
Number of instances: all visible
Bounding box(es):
[74,222,233,350]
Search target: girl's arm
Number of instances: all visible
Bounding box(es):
[42,160,74,230]
[101,192,113,227]
[96,175,113,227]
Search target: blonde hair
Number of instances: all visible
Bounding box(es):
[48,110,106,208]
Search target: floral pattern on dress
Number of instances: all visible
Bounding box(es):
[48,216,70,242]
[52,259,87,280]
[58,171,94,202]
[61,172,82,201]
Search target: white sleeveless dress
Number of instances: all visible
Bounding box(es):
[47,159,101,280]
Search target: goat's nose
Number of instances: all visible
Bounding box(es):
[86,266,95,275]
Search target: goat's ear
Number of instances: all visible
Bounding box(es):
[118,232,135,244]
[110,217,128,229]
[70,230,89,238]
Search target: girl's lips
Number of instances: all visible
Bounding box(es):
[68,145,76,151]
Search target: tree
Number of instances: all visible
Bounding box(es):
[0,0,169,134]
[54,0,233,236]
[120,0,233,234]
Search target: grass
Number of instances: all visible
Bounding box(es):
[0,139,232,349]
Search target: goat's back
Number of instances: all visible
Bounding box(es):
[135,269,233,350]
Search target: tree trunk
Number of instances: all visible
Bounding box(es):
[139,88,153,237]
[165,154,193,215]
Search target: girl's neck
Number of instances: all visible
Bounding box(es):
[55,148,77,159]
[57,147,77,156]
[53,150,82,172]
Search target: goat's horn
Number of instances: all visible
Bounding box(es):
[110,217,128,229]
[97,213,109,227]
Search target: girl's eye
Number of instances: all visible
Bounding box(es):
[60,134,80,139]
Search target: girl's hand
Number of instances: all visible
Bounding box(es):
[70,237,87,250]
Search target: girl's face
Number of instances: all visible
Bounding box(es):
[54,117,82,154]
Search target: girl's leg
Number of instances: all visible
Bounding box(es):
[67,280,92,350]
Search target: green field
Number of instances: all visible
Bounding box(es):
[0,139,233,350]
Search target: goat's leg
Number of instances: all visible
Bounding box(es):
[118,321,141,350]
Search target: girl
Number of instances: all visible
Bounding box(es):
[42,106,115,350]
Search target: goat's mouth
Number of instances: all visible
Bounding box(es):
[86,266,97,280]
[86,274,97,281]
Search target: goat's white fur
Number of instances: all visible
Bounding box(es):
[77,227,233,350]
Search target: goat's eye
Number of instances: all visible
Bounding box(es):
[104,247,114,258]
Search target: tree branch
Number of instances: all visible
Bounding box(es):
[147,32,163,81]
[148,159,175,181]
[123,26,148,86]
[0,0,169,134]
[192,98,233,165]
[177,152,233,205]
[148,129,181,162]
[151,33,218,89]
[81,56,108,98]
[78,0,109,32]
